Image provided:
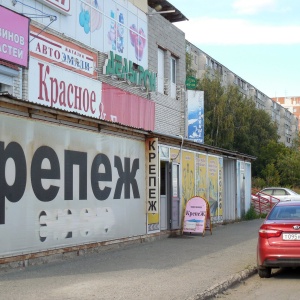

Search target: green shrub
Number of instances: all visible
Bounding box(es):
[244,205,258,220]
[252,177,266,190]
[244,205,267,220]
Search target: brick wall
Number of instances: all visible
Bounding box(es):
[148,13,186,136]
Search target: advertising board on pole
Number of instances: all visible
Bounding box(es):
[183,196,212,236]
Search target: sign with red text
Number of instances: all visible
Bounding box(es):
[0,5,30,67]
[28,57,102,118]
[183,196,212,236]
[36,0,71,14]
[30,26,97,76]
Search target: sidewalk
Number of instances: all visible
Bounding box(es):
[0,219,262,300]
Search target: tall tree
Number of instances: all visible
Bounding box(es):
[199,74,234,148]
[198,74,278,157]
[277,150,300,187]
[187,54,300,187]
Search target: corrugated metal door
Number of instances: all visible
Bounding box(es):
[245,162,252,212]
[223,158,237,221]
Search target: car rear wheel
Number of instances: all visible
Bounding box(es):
[258,267,271,278]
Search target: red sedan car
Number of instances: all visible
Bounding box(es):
[257,201,300,278]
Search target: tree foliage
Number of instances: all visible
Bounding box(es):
[195,73,300,187]
[186,53,196,78]
[198,74,278,159]
[277,150,300,187]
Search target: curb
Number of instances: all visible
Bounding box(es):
[187,266,257,300]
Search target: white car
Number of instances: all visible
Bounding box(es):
[257,187,300,202]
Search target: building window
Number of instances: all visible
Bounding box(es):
[157,48,165,94]
[208,58,212,69]
[0,64,19,96]
[171,57,176,84]
[170,56,176,99]
[0,74,14,94]
[186,43,190,52]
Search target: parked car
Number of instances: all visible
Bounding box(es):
[257,201,300,278]
[256,187,300,202]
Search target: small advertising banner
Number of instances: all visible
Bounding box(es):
[0,5,30,67]
[187,90,204,144]
[183,196,212,236]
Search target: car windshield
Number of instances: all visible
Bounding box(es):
[268,205,300,220]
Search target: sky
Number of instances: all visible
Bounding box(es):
[169,0,300,98]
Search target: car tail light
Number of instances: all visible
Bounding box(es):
[259,228,282,238]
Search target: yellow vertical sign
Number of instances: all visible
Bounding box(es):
[146,138,159,232]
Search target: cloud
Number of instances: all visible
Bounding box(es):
[233,0,276,15]
[175,17,300,45]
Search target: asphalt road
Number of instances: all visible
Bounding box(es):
[216,267,300,300]
[0,219,263,300]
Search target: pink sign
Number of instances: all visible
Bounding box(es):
[183,196,210,234]
[101,83,155,131]
[0,5,30,67]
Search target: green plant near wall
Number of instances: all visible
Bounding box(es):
[244,205,267,220]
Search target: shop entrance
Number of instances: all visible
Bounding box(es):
[160,161,180,230]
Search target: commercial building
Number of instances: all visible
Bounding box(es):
[0,0,253,266]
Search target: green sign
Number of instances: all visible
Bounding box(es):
[105,51,156,92]
[186,76,197,90]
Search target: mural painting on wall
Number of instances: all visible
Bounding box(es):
[182,151,195,210]
[208,156,221,221]
[218,157,223,221]
[76,0,148,68]
[8,0,148,69]
[195,153,207,199]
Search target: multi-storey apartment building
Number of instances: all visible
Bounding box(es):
[187,42,298,147]
[274,96,300,134]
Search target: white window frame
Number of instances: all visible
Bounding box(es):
[170,56,176,99]
[0,65,19,95]
[157,48,165,94]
